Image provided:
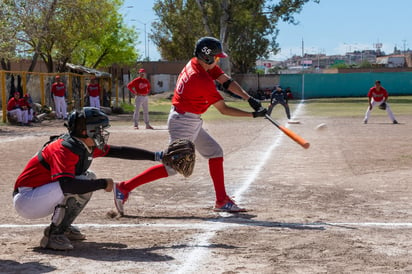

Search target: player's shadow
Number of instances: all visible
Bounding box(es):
[0,259,56,274]
[32,241,238,262]
[120,214,212,221]
[208,213,327,230]
[120,213,328,230]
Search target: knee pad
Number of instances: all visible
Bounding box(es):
[50,193,92,234]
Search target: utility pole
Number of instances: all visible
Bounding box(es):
[402,39,407,54]
[301,38,305,100]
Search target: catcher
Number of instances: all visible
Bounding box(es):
[363,80,398,124]
[12,107,194,251]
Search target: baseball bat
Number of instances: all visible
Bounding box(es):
[265,114,310,149]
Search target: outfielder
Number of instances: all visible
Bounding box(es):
[363,80,398,124]
[114,36,267,215]
[12,107,172,251]
[127,68,154,129]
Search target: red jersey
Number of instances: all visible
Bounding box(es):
[368,86,388,102]
[87,83,101,97]
[14,138,108,189]
[51,82,66,97]
[172,58,224,114]
[7,97,23,111]
[127,77,151,95]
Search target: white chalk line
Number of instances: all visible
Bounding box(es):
[170,102,307,274]
[2,222,412,230]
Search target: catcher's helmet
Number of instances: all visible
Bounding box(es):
[194,37,227,65]
[67,107,110,149]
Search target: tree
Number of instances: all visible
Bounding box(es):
[69,2,139,68]
[151,0,319,73]
[0,1,20,70]
[0,0,139,72]
[151,0,204,61]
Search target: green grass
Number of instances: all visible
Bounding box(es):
[302,96,412,117]
[136,95,412,122]
[2,95,409,126]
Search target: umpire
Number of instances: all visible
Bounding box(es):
[267,86,291,119]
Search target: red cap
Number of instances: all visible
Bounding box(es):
[139,68,146,73]
[55,75,60,79]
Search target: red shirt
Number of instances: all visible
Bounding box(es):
[172,58,224,114]
[87,83,101,97]
[14,138,108,189]
[7,97,22,111]
[51,82,66,97]
[127,77,151,95]
[368,86,388,102]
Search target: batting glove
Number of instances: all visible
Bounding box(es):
[248,97,262,111]
[252,108,267,118]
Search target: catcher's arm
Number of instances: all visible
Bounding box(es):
[161,139,196,177]
[105,145,160,161]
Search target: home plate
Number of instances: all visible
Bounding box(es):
[288,120,301,124]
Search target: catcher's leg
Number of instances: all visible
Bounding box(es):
[40,192,92,250]
[40,171,95,250]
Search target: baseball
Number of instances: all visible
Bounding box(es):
[315,123,327,130]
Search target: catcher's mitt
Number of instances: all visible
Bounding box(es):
[379,102,387,110]
[162,139,195,177]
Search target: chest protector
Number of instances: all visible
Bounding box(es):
[37,133,93,175]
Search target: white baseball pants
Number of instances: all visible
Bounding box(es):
[364,99,396,122]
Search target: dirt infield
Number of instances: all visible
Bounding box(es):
[1,106,412,273]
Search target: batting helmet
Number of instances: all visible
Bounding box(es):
[67,107,110,149]
[194,37,227,65]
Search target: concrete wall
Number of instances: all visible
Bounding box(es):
[232,74,280,92]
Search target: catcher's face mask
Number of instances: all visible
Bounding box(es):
[88,125,110,150]
[67,107,110,150]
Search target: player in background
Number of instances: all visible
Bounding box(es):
[127,68,154,129]
[114,36,267,215]
[51,75,68,120]
[267,85,291,119]
[86,76,101,108]
[363,80,398,124]
[12,107,166,251]
[7,91,29,125]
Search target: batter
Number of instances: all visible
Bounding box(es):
[114,36,267,215]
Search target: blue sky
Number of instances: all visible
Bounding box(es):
[122,0,412,61]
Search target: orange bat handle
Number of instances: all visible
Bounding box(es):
[265,114,310,149]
